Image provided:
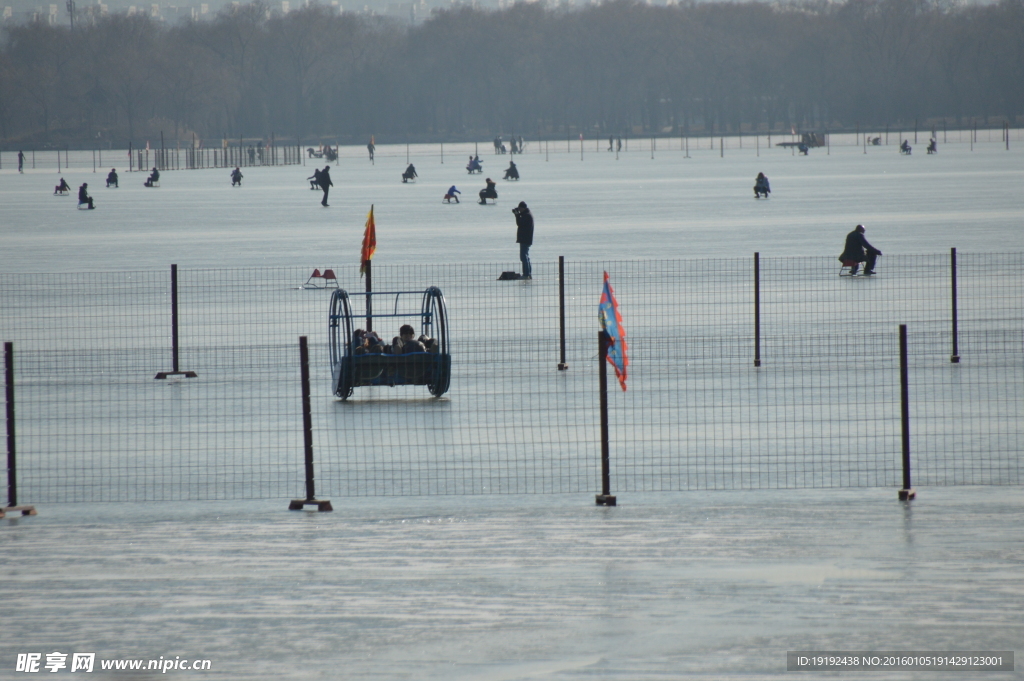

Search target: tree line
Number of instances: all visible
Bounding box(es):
[1,0,1021,147]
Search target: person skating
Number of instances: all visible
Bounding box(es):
[54,177,70,195]
[144,167,160,187]
[319,165,333,206]
[444,185,461,203]
[231,167,243,186]
[106,169,118,188]
[402,164,418,182]
[503,160,519,181]
[839,224,882,276]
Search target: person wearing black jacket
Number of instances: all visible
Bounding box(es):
[839,224,882,275]
[513,201,534,279]
[319,165,333,206]
[478,177,497,204]
[78,183,95,209]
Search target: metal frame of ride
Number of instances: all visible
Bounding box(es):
[328,287,451,399]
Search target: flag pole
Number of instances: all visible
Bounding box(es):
[364,259,372,333]
[596,330,616,506]
[361,204,376,333]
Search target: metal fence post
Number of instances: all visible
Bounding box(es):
[5,342,15,508]
[754,252,761,367]
[3,342,36,517]
[289,336,332,511]
[950,248,960,363]
[155,264,198,379]
[898,324,916,501]
[557,256,568,370]
[596,331,616,506]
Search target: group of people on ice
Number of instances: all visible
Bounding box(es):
[900,138,938,155]
[493,136,525,154]
[50,166,124,209]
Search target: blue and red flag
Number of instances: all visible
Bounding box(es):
[598,271,628,391]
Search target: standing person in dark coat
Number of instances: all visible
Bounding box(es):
[18,150,25,173]
[839,224,882,276]
[513,201,534,279]
[319,165,333,206]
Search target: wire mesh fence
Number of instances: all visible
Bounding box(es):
[2,253,1021,503]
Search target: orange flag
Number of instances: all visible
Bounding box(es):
[360,204,376,277]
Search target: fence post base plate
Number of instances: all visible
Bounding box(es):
[289,499,333,511]
[595,495,617,506]
[0,505,37,519]
[898,488,916,501]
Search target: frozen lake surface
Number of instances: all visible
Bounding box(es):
[3,490,1022,680]
[1,138,1022,679]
